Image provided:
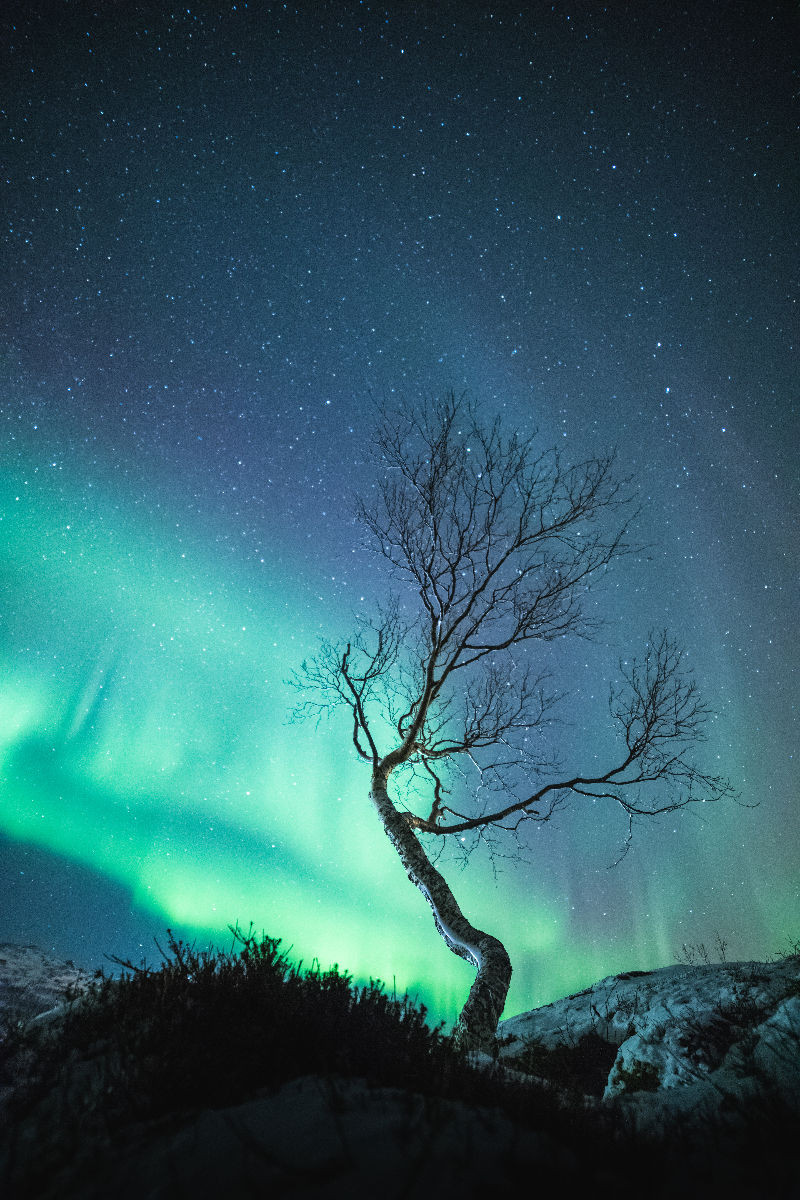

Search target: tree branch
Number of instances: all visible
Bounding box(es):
[293,395,732,853]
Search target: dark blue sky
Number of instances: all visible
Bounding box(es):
[1,1,797,1020]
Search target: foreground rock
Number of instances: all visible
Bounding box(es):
[0,944,93,1027]
[23,1074,583,1199]
[498,956,800,1126]
[1,947,798,1197]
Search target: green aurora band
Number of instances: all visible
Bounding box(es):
[0,460,795,1025]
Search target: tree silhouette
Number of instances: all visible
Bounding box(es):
[294,394,733,1051]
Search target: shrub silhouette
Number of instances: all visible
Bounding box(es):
[2,925,469,1128]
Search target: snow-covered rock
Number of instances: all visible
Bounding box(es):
[497,957,800,1123]
[751,994,800,1101]
[0,944,93,1029]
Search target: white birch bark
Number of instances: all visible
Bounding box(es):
[370,770,512,1052]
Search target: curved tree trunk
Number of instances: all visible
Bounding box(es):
[370,769,512,1052]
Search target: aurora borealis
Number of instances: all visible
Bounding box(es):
[1,2,797,1027]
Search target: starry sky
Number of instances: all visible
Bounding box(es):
[1,1,797,1026]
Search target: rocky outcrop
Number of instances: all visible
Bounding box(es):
[498,957,800,1124]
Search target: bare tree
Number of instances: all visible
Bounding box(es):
[294,394,733,1052]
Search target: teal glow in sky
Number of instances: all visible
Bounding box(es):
[1,452,795,1025]
[1,3,797,1026]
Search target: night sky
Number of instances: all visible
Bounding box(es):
[1,1,797,1026]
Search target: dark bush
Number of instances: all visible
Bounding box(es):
[1,925,467,1130]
